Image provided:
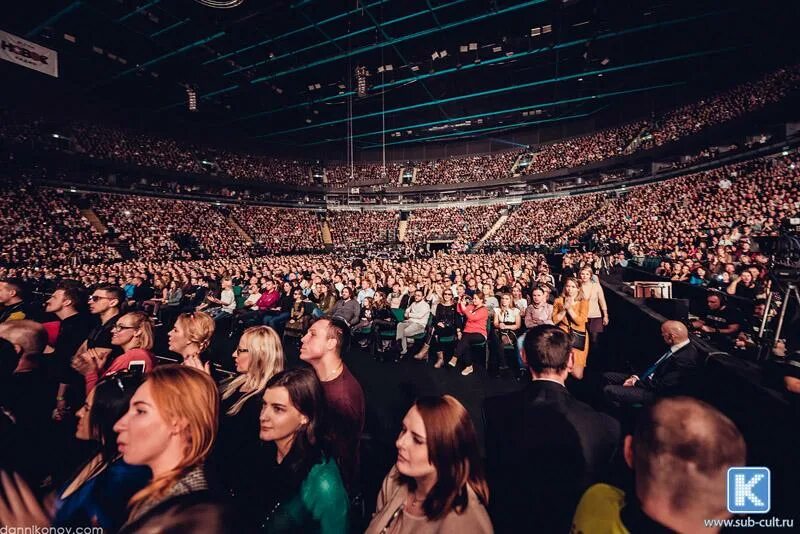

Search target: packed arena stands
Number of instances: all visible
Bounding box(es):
[0,185,121,269]
[91,193,251,261]
[327,210,399,246]
[404,205,505,250]
[2,65,797,189]
[230,205,324,252]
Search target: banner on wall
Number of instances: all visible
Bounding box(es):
[0,29,59,77]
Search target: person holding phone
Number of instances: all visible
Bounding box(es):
[75,312,155,394]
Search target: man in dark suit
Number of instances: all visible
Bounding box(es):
[484,325,621,533]
[604,320,702,406]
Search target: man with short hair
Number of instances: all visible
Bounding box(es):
[44,282,93,417]
[484,324,620,533]
[0,278,29,323]
[691,292,742,349]
[395,289,431,356]
[356,279,374,305]
[523,286,554,328]
[300,316,365,494]
[604,320,702,406]
[62,285,124,418]
[572,397,746,532]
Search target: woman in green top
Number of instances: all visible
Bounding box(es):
[258,367,349,533]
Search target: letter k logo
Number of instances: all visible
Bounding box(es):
[727,467,770,514]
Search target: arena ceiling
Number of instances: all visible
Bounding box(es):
[3,0,799,155]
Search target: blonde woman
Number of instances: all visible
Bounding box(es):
[168,311,215,370]
[578,266,609,350]
[552,277,589,380]
[80,311,155,394]
[114,365,232,533]
[211,326,285,518]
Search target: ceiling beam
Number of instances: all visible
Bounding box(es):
[295,82,686,145]
[113,31,227,79]
[254,48,734,138]
[223,0,470,76]
[230,9,731,124]
[26,0,84,39]
[162,0,548,108]
[203,0,392,66]
[117,0,161,23]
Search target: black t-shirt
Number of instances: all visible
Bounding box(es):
[702,306,743,333]
[86,313,121,350]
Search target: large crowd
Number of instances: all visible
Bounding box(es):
[327,211,399,247]
[404,205,505,251]
[1,232,796,532]
[2,65,797,190]
[231,206,324,253]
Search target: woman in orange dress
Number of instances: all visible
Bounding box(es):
[552,277,589,379]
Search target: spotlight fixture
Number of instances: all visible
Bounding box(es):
[431,51,440,60]
[186,86,197,111]
[459,45,468,52]
[468,42,478,51]
[355,65,368,97]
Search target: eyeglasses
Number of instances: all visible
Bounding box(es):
[235,348,249,354]
[88,295,113,302]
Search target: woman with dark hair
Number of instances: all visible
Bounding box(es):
[366,395,492,533]
[414,290,458,368]
[450,291,489,377]
[257,367,349,532]
[0,371,150,532]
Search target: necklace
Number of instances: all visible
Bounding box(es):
[324,362,344,382]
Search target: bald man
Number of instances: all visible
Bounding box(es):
[603,321,701,406]
[573,397,746,532]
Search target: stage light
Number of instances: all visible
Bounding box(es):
[492,46,502,53]
[468,43,478,50]
[410,65,420,72]
[439,50,447,58]
[431,51,440,60]
[355,65,368,97]
[186,87,197,111]
[542,24,552,33]
[460,45,468,52]
[531,27,541,36]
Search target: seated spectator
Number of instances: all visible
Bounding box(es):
[485,325,620,533]
[257,368,350,531]
[263,282,293,331]
[209,326,284,526]
[451,291,489,377]
[604,321,702,406]
[299,317,366,494]
[113,365,234,533]
[331,286,360,326]
[79,312,155,394]
[366,395,492,533]
[489,293,523,378]
[413,290,458,368]
[0,278,30,323]
[168,311,215,366]
[0,371,150,532]
[726,269,760,300]
[205,277,236,323]
[690,292,742,349]
[396,290,431,357]
[572,397,746,533]
[523,286,554,329]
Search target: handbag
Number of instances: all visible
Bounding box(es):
[569,328,587,350]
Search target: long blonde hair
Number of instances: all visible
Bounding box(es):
[128,365,219,509]
[221,326,284,415]
[118,311,154,351]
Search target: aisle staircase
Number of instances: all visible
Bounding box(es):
[80,208,107,234]
[321,220,333,248]
[397,219,409,242]
[228,216,254,244]
[473,211,509,250]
